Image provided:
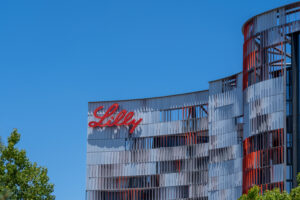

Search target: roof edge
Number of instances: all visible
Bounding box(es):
[241,2,300,34]
[88,89,209,104]
[208,72,242,83]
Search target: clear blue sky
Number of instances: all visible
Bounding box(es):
[0,0,297,199]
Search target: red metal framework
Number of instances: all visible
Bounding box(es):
[242,128,284,193]
[242,23,287,90]
[241,2,300,194]
[242,20,253,90]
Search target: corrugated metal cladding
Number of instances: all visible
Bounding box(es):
[86,74,245,200]
[86,2,300,200]
[87,91,210,200]
[208,73,243,200]
[242,2,300,194]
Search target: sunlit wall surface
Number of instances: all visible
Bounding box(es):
[242,2,300,193]
[208,73,243,200]
[86,2,300,199]
[87,92,210,199]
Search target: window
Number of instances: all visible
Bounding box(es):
[160,104,208,122]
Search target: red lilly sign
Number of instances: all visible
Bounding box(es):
[88,103,143,134]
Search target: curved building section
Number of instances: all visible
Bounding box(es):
[86,2,300,199]
[242,2,300,193]
[86,91,210,200]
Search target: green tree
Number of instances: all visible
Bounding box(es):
[239,174,300,200]
[0,189,11,200]
[239,186,291,200]
[0,129,55,200]
[239,185,261,200]
[262,188,290,200]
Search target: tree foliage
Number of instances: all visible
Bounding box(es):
[0,129,55,199]
[239,174,300,200]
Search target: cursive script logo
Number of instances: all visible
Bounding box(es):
[89,103,143,134]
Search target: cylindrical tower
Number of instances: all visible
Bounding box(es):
[242,2,300,193]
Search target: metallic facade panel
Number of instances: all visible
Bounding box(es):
[87,91,210,199]
[86,2,300,199]
[242,2,300,193]
[208,73,243,200]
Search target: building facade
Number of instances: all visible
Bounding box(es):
[242,2,300,193]
[86,2,300,200]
